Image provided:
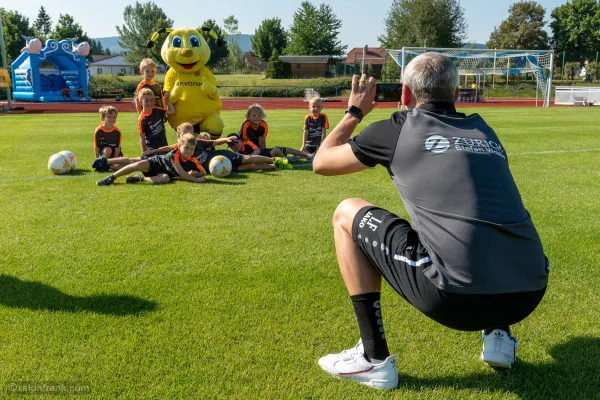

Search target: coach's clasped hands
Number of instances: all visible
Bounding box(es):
[348,74,376,119]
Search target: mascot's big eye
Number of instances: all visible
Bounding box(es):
[189,35,201,48]
[172,35,183,48]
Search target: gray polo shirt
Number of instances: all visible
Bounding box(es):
[349,103,549,295]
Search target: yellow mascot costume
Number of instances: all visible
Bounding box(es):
[148,27,226,139]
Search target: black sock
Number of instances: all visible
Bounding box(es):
[351,292,390,362]
[484,326,511,336]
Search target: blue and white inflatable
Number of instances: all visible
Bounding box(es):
[11,38,91,102]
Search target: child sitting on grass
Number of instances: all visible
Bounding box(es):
[92,106,131,171]
[237,103,311,162]
[96,133,205,186]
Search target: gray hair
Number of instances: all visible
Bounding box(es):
[403,52,459,104]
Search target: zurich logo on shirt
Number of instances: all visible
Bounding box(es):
[425,135,450,153]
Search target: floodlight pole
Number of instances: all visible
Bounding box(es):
[361,45,367,74]
[0,16,13,110]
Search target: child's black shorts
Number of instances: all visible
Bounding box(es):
[351,205,546,331]
[99,146,122,157]
[203,150,243,172]
[142,155,173,178]
[305,145,319,154]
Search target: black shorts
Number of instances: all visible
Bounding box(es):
[259,148,276,157]
[142,155,173,178]
[99,146,122,157]
[203,150,243,172]
[352,206,547,331]
[305,145,319,154]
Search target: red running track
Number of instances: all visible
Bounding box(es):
[1,97,558,114]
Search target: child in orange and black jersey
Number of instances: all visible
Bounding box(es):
[135,58,165,113]
[302,96,329,155]
[95,106,122,159]
[237,104,311,162]
[97,133,206,186]
[138,88,175,154]
[238,103,269,149]
[92,106,134,172]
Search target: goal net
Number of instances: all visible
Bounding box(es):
[387,47,554,107]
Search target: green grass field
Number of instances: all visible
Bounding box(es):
[0,106,599,399]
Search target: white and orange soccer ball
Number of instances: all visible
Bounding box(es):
[58,150,78,170]
[48,153,71,175]
[208,155,232,177]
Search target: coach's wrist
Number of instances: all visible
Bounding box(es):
[345,105,363,122]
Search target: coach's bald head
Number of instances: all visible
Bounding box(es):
[402,52,459,107]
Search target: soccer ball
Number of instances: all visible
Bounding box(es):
[48,153,71,175]
[58,150,77,170]
[208,155,232,177]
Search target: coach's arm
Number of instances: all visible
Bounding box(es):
[313,74,376,176]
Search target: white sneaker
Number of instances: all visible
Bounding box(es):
[481,329,519,369]
[318,340,398,390]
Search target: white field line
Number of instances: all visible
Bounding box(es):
[1,149,599,184]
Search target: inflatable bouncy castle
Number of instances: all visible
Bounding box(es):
[11,38,90,102]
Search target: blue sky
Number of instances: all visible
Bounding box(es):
[1,0,568,49]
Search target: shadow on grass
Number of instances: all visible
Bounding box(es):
[0,275,157,316]
[69,168,94,176]
[397,336,600,399]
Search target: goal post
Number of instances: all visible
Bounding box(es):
[387,47,554,107]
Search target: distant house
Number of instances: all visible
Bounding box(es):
[91,55,112,63]
[89,55,135,76]
[279,55,331,78]
[244,52,267,72]
[342,48,389,79]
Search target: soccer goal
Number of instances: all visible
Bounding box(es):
[386,47,554,107]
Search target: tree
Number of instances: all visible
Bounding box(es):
[88,38,108,56]
[52,14,90,43]
[486,2,549,50]
[265,53,291,78]
[116,1,173,66]
[223,15,243,73]
[33,6,52,37]
[550,0,600,52]
[200,19,229,69]
[0,8,34,65]
[286,1,346,56]
[379,0,467,48]
[251,18,287,61]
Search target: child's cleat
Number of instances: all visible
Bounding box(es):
[91,157,103,170]
[307,153,316,162]
[481,329,518,369]
[96,175,115,186]
[126,175,145,184]
[288,155,301,163]
[318,340,399,390]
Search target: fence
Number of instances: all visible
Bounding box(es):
[555,86,600,105]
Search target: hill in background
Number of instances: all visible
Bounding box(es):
[94,34,254,55]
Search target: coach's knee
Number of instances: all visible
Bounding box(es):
[333,199,358,230]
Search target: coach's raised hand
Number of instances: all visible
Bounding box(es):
[349,74,377,117]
